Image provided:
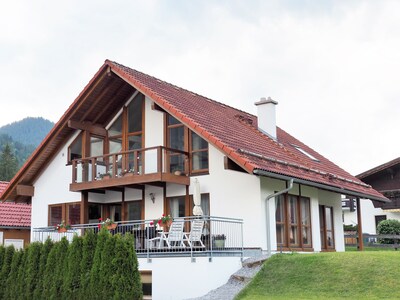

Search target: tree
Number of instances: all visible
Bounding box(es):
[25,242,43,299]
[79,229,97,299]
[0,143,18,180]
[0,245,15,298]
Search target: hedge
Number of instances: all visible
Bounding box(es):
[0,230,142,300]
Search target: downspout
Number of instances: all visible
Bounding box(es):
[265,178,294,257]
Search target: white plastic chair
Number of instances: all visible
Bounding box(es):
[184,219,205,248]
[148,220,185,249]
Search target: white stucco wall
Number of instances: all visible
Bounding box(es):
[139,256,242,300]
[31,132,82,234]
[343,199,400,234]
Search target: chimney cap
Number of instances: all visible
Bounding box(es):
[254,96,278,106]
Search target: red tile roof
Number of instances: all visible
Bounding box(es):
[108,60,386,201]
[0,60,387,202]
[0,181,8,196]
[0,202,31,228]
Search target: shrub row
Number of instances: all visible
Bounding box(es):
[0,229,142,300]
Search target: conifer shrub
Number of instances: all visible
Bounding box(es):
[25,242,43,299]
[0,245,15,298]
[16,246,28,298]
[33,238,54,300]
[42,240,61,299]
[79,229,97,299]
[89,228,110,300]
[112,233,142,300]
[4,248,24,299]
[63,235,83,300]
[0,246,5,269]
[49,237,69,299]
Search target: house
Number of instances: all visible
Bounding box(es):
[0,60,386,299]
[0,181,31,249]
[343,157,400,234]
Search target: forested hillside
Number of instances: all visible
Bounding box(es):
[0,117,54,181]
[0,117,54,146]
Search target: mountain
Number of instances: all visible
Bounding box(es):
[0,117,54,172]
[0,117,54,146]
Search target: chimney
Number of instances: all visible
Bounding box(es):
[254,97,278,139]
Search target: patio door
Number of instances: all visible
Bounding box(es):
[319,205,335,251]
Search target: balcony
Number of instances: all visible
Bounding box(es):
[70,146,190,192]
[32,216,244,260]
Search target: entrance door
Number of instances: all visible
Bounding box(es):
[319,205,335,250]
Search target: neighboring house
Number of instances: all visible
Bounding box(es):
[0,60,386,299]
[0,181,31,249]
[343,157,400,234]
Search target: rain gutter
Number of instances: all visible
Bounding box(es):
[253,169,389,203]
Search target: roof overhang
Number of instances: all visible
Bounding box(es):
[253,169,390,203]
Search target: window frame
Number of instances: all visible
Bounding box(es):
[48,202,81,226]
[275,194,313,251]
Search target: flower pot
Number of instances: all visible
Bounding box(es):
[58,227,67,233]
[214,239,225,248]
[162,219,173,231]
[106,223,117,230]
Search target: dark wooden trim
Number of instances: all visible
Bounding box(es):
[356,197,364,251]
[68,120,107,137]
[70,173,189,192]
[16,185,34,197]
[81,192,88,224]
[224,156,246,173]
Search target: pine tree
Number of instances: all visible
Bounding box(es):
[79,229,97,299]
[0,143,18,180]
[33,238,54,300]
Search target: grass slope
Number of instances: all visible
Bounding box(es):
[236,252,400,300]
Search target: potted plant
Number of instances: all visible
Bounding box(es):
[213,234,226,248]
[99,217,117,230]
[153,214,173,231]
[56,220,71,233]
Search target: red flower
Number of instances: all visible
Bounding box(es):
[158,219,162,225]
[98,224,101,229]
[150,221,154,226]
[99,218,103,221]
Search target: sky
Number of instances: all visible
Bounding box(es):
[1,0,399,176]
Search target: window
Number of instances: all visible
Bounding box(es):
[127,201,143,221]
[166,114,209,174]
[48,203,81,226]
[375,215,387,230]
[275,194,312,249]
[68,133,83,163]
[190,132,209,172]
[88,203,102,223]
[166,193,210,218]
[320,205,335,250]
[292,145,319,162]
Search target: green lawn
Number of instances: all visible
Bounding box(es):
[236,252,400,300]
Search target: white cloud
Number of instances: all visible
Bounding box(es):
[0,0,399,174]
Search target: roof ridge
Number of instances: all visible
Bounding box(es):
[107,60,256,119]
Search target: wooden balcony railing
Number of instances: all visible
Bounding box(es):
[70,146,189,191]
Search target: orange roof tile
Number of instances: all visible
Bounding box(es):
[0,202,31,227]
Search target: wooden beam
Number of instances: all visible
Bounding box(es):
[68,120,107,137]
[81,192,88,224]
[16,185,34,197]
[356,197,364,251]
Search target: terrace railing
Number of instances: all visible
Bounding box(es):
[71,146,189,184]
[32,216,244,260]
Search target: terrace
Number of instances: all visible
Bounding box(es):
[32,216,244,261]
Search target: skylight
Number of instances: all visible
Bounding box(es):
[292,145,320,162]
